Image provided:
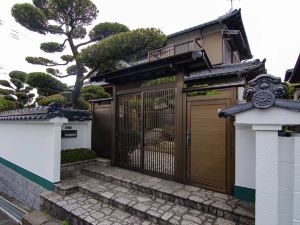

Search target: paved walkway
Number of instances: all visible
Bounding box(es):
[42,191,155,225]
[40,165,255,224]
[0,210,18,225]
[82,165,255,221]
[53,174,235,225]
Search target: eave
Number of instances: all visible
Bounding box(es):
[91,50,212,84]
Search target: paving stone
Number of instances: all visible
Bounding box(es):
[215,217,236,225]
[54,165,255,224]
[55,176,239,225]
[189,195,205,203]
[41,192,153,225]
[161,212,173,221]
[22,210,52,225]
[212,192,229,200]
[81,165,255,222]
[92,211,105,220]
[181,220,199,225]
[173,189,191,199]
[133,202,151,212]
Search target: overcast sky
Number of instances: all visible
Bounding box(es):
[0,0,299,85]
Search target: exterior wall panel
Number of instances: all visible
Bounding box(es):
[202,32,223,65]
[61,121,92,150]
[0,118,67,183]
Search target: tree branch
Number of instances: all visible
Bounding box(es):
[50,87,74,92]
[44,27,67,35]
[50,73,76,78]
[83,69,97,80]
[75,37,98,49]
[61,38,68,47]
[47,61,70,67]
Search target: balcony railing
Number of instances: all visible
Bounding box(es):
[128,37,203,66]
[148,38,203,62]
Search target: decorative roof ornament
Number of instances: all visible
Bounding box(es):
[243,74,287,109]
[218,74,300,118]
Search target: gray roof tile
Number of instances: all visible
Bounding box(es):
[0,103,91,121]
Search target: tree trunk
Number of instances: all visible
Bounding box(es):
[67,35,84,109]
[72,71,83,108]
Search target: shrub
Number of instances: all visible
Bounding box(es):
[26,72,68,96]
[9,70,27,82]
[78,98,90,110]
[0,98,17,111]
[38,94,67,106]
[0,80,12,88]
[61,148,97,164]
[80,85,111,101]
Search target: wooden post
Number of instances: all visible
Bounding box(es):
[111,84,117,166]
[175,70,184,182]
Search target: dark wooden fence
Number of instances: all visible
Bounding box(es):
[91,100,112,158]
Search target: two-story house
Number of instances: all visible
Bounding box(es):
[90,9,265,200]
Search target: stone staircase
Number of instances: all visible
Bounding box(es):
[40,165,255,225]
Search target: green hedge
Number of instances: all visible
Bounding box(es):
[61,148,97,164]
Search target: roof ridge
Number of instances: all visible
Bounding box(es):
[167,9,241,38]
[0,106,91,121]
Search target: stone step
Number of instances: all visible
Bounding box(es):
[81,165,255,224]
[55,175,243,225]
[40,191,154,225]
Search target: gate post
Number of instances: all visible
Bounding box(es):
[175,70,185,182]
[252,125,281,225]
[219,74,300,225]
[111,84,117,166]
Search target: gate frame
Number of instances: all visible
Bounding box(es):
[185,88,236,194]
[111,71,185,181]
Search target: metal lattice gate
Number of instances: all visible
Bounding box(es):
[117,89,175,178]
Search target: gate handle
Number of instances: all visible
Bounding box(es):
[186,131,190,147]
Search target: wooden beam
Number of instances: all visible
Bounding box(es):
[175,70,185,182]
[111,85,117,166]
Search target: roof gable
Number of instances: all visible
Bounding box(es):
[168,9,252,60]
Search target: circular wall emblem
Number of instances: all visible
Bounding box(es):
[252,91,275,109]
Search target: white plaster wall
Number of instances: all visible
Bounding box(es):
[278,137,294,225]
[235,129,297,224]
[278,135,300,225]
[61,121,91,150]
[0,118,66,183]
[235,124,255,189]
[293,136,300,224]
[234,105,300,225]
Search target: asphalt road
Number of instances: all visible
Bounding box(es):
[0,210,19,225]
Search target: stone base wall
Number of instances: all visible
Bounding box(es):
[0,163,46,209]
[60,158,111,179]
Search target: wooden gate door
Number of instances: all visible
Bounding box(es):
[187,96,233,194]
[117,89,176,179]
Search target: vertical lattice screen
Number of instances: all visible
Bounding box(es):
[118,94,142,168]
[117,89,175,178]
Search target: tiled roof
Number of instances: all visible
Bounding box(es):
[0,103,91,121]
[218,74,300,118]
[168,9,252,60]
[185,59,266,82]
[168,9,240,38]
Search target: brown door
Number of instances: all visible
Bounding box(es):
[187,99,231,193]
